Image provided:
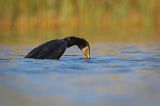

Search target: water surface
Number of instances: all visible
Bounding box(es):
[0,43,160,106]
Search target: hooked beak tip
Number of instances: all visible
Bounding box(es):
[86,54,90,59]
[85,52,90,59]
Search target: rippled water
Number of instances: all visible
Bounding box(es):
[0,43,160,106]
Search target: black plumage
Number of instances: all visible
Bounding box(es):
[25,36,90,59]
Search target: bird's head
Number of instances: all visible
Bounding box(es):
[64,36,90,59]
[78,41,90,59]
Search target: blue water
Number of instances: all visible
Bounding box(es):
[0,43,160,106]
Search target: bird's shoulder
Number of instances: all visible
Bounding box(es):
[36,39,67,49]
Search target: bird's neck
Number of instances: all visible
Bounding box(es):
[63,38,77,48]
[63,37,85,48]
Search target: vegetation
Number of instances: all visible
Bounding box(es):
[0,0,160,43]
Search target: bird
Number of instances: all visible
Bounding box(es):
[24,36,90,59]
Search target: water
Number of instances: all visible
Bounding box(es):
[0,43,160,106]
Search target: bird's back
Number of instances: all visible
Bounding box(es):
[25,40,67,59]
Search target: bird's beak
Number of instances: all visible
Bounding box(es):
[82,46,90,59]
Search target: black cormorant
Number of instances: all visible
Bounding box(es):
[24,36,90,59]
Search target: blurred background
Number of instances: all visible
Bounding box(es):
[0,0,160,44]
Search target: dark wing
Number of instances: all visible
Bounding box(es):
[25,40,67,59]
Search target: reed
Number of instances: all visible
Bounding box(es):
[0,0,159,42]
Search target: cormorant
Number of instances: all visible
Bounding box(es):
[24,36,90,59]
